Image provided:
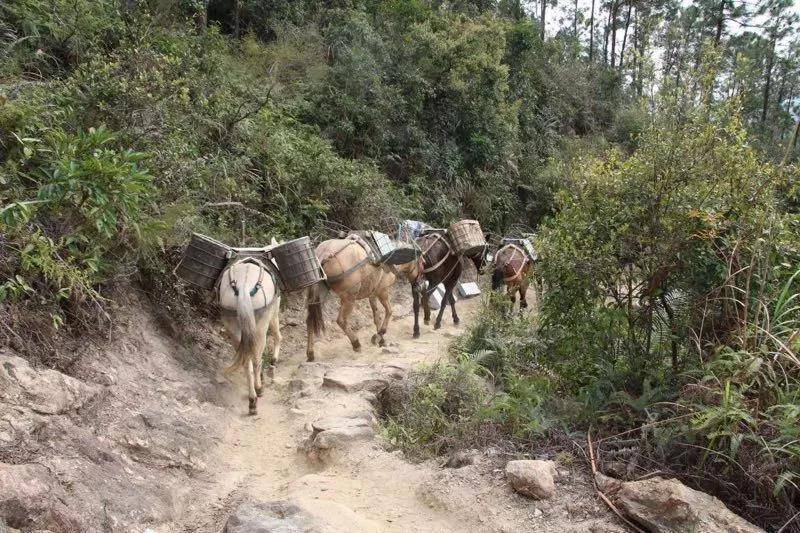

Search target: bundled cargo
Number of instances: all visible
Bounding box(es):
[501,237,538,262]
[175,233,324,292]
[428,283,458,310]
[352,230,421,266]
[448,219,487,257]
[457,281,481,299]
[370,231,420,265]
[174,233,233,290]
[270,236,325,291]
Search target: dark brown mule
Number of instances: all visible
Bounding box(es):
[491,243,533,309]
[404,232,487,337]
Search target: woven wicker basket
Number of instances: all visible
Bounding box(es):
[448,219,487,257]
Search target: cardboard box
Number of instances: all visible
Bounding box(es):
[428,283,458,310]
[457,281,481,299]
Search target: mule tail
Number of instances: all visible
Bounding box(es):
[491,267,505,291]
[306,282,328,336]
[225,286,258,374]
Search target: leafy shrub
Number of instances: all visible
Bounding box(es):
[1,126,153,304]
[382,361,493,457]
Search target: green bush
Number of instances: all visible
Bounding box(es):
[1,126,153,304]
[382,361,492,457]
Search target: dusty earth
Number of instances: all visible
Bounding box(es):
[0,283,625,533]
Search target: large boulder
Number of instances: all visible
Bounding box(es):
[0,354,100,415]
[596,474,765,533]
[505,460,557,500]
[0,462,83,532]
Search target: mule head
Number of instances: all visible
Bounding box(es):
[469,245,491,276]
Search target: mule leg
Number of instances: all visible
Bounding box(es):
[269,304,282,368]
[449,291,459,325]
[412,283,421,338]
[246,360,257,415]
[337,297,360,352]
[434,286,452,330]
[253,311,271,397]
[508,284,517,308]
[422,283,432,325]
[519,279,529,309]
[376,288,392,346]
[369,296,382,345]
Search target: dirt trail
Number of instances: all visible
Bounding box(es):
[180,293,624,533]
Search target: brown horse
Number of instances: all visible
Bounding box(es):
[406,231,487,337]
[305,236,413,361]
[218,257,282,415]
[491,243,534,309]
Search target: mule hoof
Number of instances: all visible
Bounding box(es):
[352,339,361,352]
[248,398,257,415]
[423,319,430,326]
[306,352,315,362]
[412,330,420,339]
[433,322,442,330]
[267,365,275,379]
[255,387,264,397]
[371,334,379,345]
[378,336,386,347]
[453,318,460,325]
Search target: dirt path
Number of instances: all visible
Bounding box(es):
[180,294,625,533]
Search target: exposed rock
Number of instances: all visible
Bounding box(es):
[322,366,388,393]
[314,425,374,450]
[0,462,83,532]
[505,460,557,500]
[596,474,765,533]
[0,354,100,415]
[0,405,46,447]
[303,417,374,462]
[224,501,317,533]
[379,362,409,380]
[311,416,374,433]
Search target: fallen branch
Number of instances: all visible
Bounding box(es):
[200,202,273,222]
[588,428,646,533]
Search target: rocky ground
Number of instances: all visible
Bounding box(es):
[0,282,764,532]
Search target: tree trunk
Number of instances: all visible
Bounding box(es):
[636,10,645,96]
[234,0,241,38]
[541,0,547,41]
[714,0,726,45]
[619,3,633,71]
[604,2,613,65]
[782,119,800,166]
[761,38,775,125]
[574,0,579,38]
[610,0,620,68]
[589,0,596,60]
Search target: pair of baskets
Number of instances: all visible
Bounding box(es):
[175,234,324,292]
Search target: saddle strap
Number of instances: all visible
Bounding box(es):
[323,252,371,285]
[421,234,453,274]
[498,244,528,282]
[226,257,277,302]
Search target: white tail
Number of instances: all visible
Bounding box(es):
[225,286,258,374]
